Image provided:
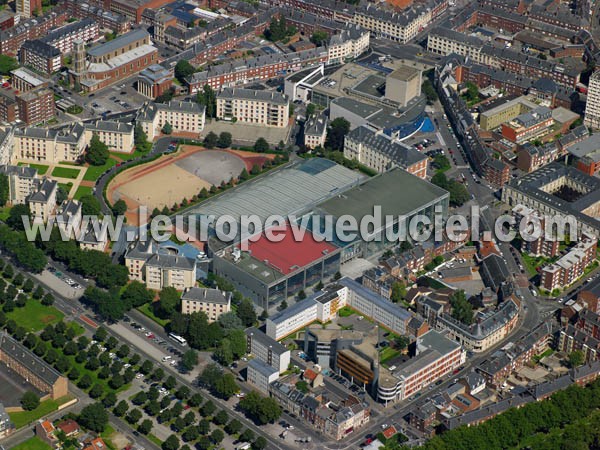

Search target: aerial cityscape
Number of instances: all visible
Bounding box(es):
[0,0,600,448]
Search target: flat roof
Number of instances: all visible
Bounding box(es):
[388,65,421,82]
[242,223,336,275]
[317,168,449,221]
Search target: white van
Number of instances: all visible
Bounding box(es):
[236,444,251,450]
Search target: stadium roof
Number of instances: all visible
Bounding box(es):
[317,167,449,221]
[186,158,364,239]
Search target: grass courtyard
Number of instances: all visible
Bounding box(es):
[18,163,49,175]
[137,303,170,327]
[51,166,81,179]
[9,395,72,429]
[83,159,117,182]
[74,185,93,200]
[12,437,52,450]
[6,300,65,332]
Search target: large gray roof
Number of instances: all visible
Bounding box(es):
[218,88,288,105]
[87,28,149,58]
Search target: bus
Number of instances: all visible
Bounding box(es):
[169,333,187,346]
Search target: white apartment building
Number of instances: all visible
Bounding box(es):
[352,4,432,43]
[247,359,280,394]
[144,254,197,291]
[327,25,370,65]
[245,327,291,374]
[84,120,134,153]
[180,287,232,322]
[304,115,328,149]
[0,128,14,166]
[12,123,86,164]
[0,165,38,205]
[585,70,600,130]
[427,27,485,62]
[29,178,57,223]
[136,100,205,140]
[216,88,290,127]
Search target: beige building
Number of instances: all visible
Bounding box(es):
[84,120,134,153]
[55,200,82,239]
[29,178,57,223]
[12,123,86,164]
[385,66,422,107]
[0,127,14,166]
[216,88,290,128]
[352,4,432,44]
[304,115,328,149]
[480,96,538,131]
[585,70,600,129]
[427,27,485,62]
[78,223,109,252]
[0,165,38,205]
[327,25,370,65]
[136,100,205,140]
[180,287,232,322]
[124,239,197,290]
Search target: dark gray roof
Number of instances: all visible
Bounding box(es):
[87,28,149,58]
[21,39,60,58]
[146,253,196,271]
[29,179,57,203]
[181,287,232,305]
[0,165,37,179]
[479,254,510,292]
[304,115,327,136]
[248,358,279,377]
[40,18,96,45]
[84,120,133,134]
[245,327,289,356]
[0,332,63,386]
[218,87,288,105]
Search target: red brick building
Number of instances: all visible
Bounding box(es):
[16,88,55,124]
[0,11,67,56]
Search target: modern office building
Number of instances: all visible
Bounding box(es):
[247,359,280,394]
[385,66,422,107]
[585,70,600,129]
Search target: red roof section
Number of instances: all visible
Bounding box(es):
[304,368,318,381]
[57,419,80,435]
[242,223,337,275]
[83,437,107,450]
[382,426,397,439]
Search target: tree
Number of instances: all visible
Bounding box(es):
[211,429,224,444]
[569,350,585,368]
[79,403,109,432]
[421,79,438,104]
[217,131,232,148]
[138,419,152,435]
[152,368,165,382]
[121,281,153,309]
[182,426,199,442]
[229,329,247,359]
[450,290,474,325]
[175,60,195,83]
[310,30,328,45]
[135,125,151,152]
[239,391,282,424]
[41,293,54,306]
[0,173,8,207]
[237,298,256,327]
[86,134,110,166]
[33,285,44,299]
[21,391,40,411]
[390,281,406,303]
[225,419,242,435]
[132,391,148,406]
[127,408,143,424]
[116,344,130,359]
[326,117,350,151]
[394,335,410,351]
[162,435,180,450]
[196,84,216,118]
[181,349,198,372]
[240,429,255,443]
[7,204,30,231]
[79,194,102,216]
[201,399,216,417]
[114,400,129,417]
[162,122,173,135]
[254,137,269,153]
[78,373,93,389]
[0,55,18,75]
[89,384,104,399]
[214,373,239,399]
[154,286,179,319]
[250,163,261,175]
[213,410,228,425]
[102,392,117,408]
[203,131,218,149]
[164,375,177,390]
[214,339,234,366]
[112,199,127,217]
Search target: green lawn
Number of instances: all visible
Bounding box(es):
[137,303,170,327]
[521,253,551,278]
[110,148,147,162]
[51,166,81,179]
[58,183,73,195]
[9,396,71,428]
[68,321,85,336]
[12,437,52,450]
[338,306,355,317]
[0,206,9,222]
[7,300,64,332]
[74,185,93,200]
[18,163,49,175]
[380,346,401,365]
[147,434,163,447]
[83,159,117,182]
[101,424,118,450]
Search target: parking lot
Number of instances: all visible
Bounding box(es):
[126,318,183,369]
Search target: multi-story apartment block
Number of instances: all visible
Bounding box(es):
[585,70,600,129]
[327,24,369,65]
[479,96,538,131]
[512,204,560,258]
[540,235,597,290]
[501,106,554,144]
[39,17,99,55]
[343,125,428,177]
[55,199,82,239]
[124,238,197,290]
[84,120,134,153]
[247,359,280,394]
[351,3,433,43]
[216,88,289,128]
[63,0,130,34]
[246,327,291,374]
[10,67,49,93]
[304,115,327,149]
[12,122,86,163]
[136,100,205,140]
[16,88,55,125]
[20,40,62,75]
[180,287,232,322]
[0,127,15,166]
[427,27,484,61]
[517,142,564,173]
[29,178,57,223]
[0,11,68,56]
[484,158,510,187]
[0,333,68,399]
[0,164,38,205]
[15,0,42,19]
